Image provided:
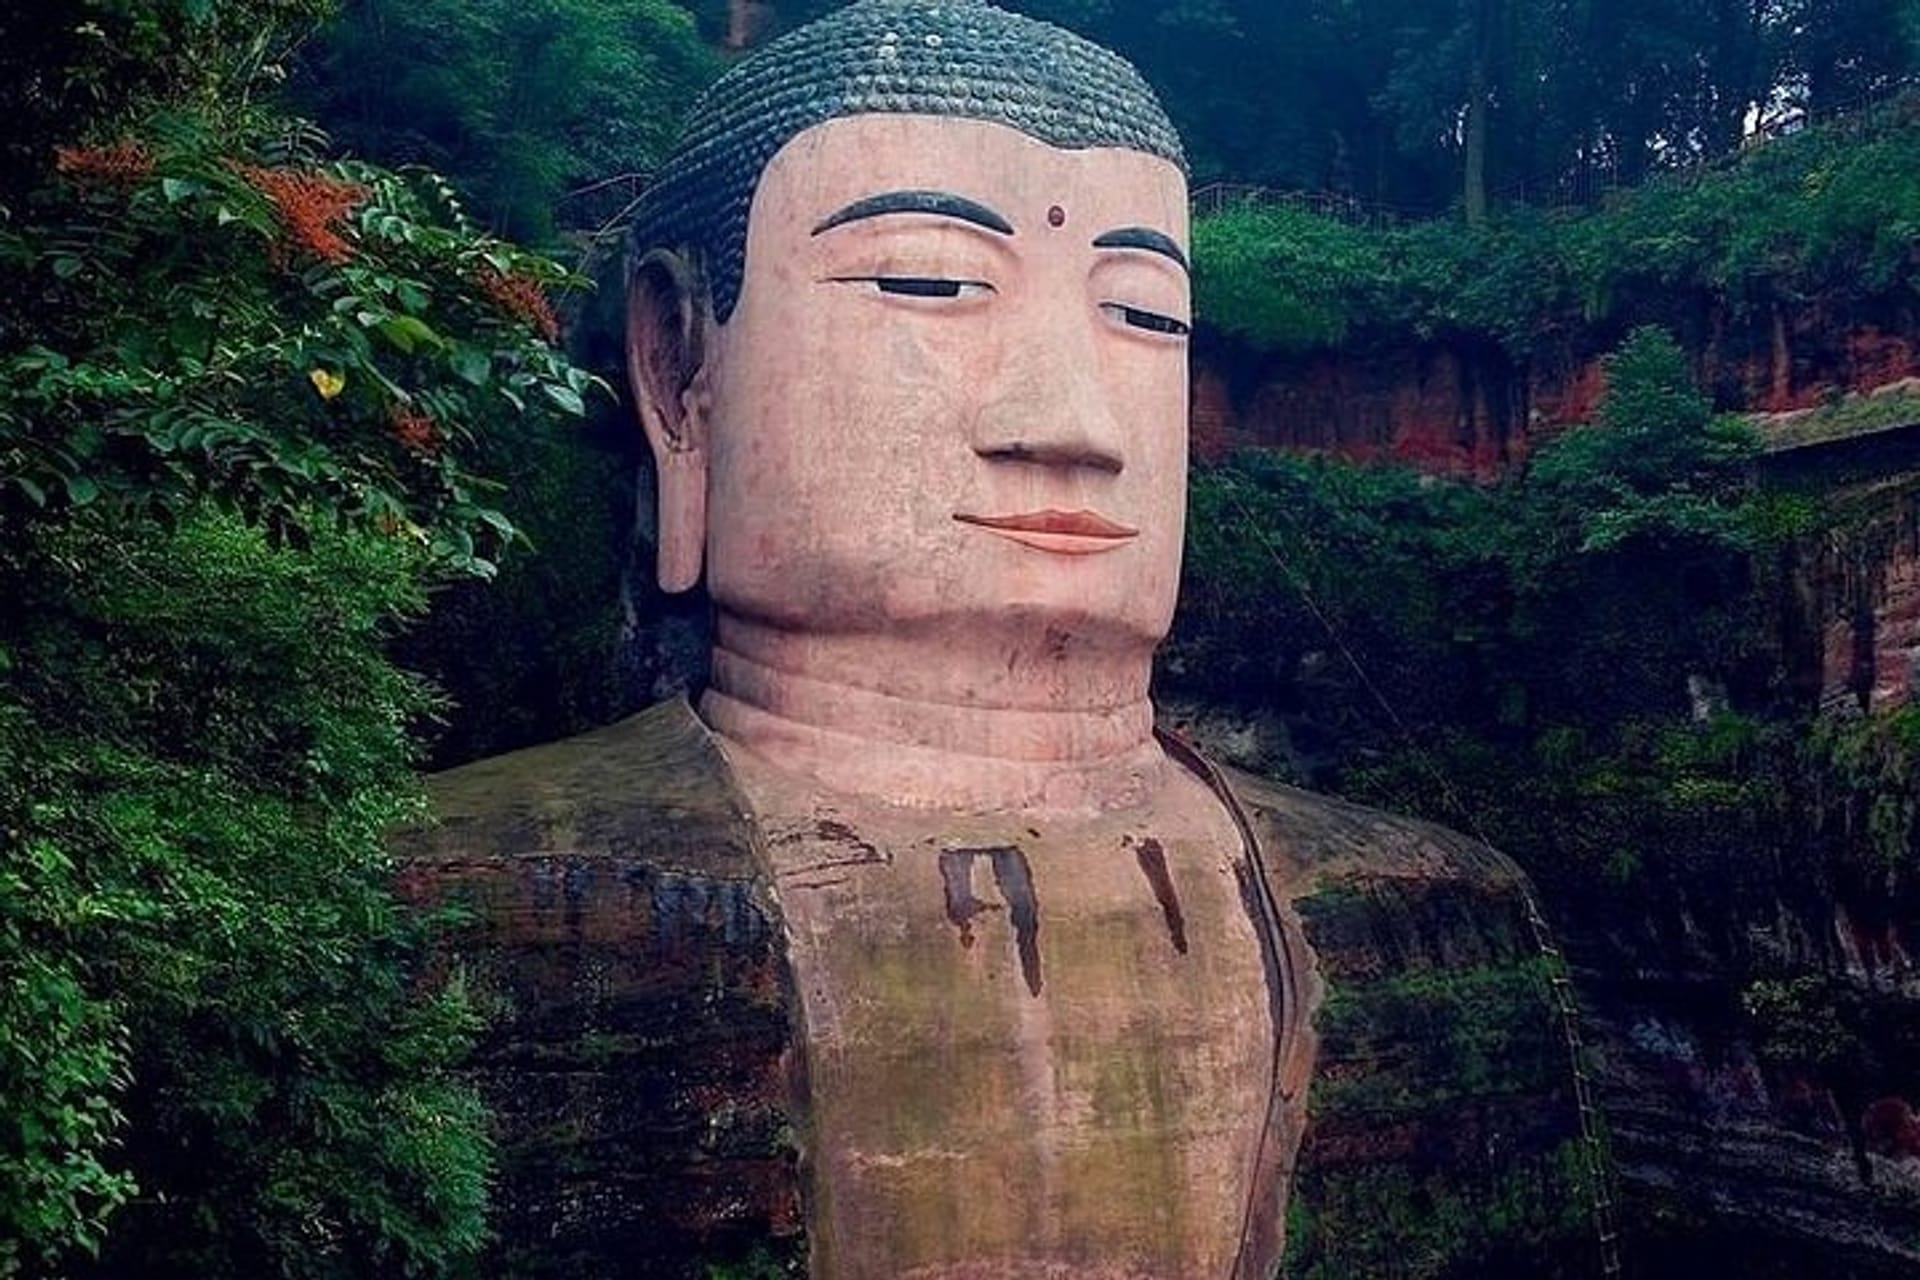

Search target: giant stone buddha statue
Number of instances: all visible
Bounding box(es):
[396,3,1596,1277]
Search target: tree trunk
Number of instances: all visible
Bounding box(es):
[727,0,773,49]
[1771,302,1795,408]
[1464,48,1490,224]
[1463,0,1497,224]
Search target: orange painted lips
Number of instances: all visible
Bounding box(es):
[953,508,1139,555]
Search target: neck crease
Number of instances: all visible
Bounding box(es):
[701,637,1164,813]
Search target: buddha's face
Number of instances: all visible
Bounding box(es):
[677,114,1191,657]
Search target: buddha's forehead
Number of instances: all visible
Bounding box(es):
[628,0,1186,322]
[747,115,1189,246]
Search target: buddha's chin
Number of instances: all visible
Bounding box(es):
[893,572,1176,649]
[714,564,1174,652]
[823,589,1171,652]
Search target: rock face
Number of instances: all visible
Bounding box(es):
[1189,299,1920,481]
[1570,903,1920,1280]
[1189,335,1526,479]
[1776,448,1920,713]
[396,701,1592,1278]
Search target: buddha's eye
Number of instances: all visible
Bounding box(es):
[831,275,995,300]
[878,276,967,298]
[1101,302,1190,337]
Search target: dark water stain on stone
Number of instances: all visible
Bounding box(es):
[770,816,890,873]
[1232,856,1289,1059]
[940,846,1044,995]
[938,848,994,949]
[1135,837,1189,955]
[810,817,888,865]
[988,846,1044,996]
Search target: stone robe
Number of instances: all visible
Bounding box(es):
[394,700,1595,1279]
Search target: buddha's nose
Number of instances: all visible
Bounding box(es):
[970,323,1126,475]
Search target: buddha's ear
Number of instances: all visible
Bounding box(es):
[626,248,712,593]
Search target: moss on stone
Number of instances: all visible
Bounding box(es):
[1755,384,1920,454]
[1282,865,1595,1277]
[1284,1138,1597,1279]
[1309,957,1564,1115]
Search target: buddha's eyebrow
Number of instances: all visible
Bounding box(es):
[812,190,1015,237]
[1092,226,1189,273]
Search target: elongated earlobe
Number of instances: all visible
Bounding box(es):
[626,249,711,593]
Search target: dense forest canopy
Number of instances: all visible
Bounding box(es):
[283,0,1920,243]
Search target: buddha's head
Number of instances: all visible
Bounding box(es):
[627,0,1191,667]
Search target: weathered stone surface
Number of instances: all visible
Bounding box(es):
[1190,333,1526,480]
[393,700,806,1279]
[397,703,1592,1278]
[1225,769,1598,1279]
[732,749,1280,1280]
[1189,299,1920,482]
[1765,438,1920,713]
[1593,992,1920,1279]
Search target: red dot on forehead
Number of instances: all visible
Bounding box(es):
[1047,204,1067,228]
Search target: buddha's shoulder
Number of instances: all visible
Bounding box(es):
[392,697,757,878]
[1212,778,1586,1276]
[1216,764,1526,899]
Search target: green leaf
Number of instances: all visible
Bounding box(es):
[65,475,99,506]
[378,315,443,354]
[540,383,585,416]
[160,177,202,204]
[449,347,490,386]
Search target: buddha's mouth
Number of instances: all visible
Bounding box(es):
[953,509,1139,555]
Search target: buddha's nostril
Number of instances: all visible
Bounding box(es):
[975,438,1125,475]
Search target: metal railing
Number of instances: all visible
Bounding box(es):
[1190,181,1427,227]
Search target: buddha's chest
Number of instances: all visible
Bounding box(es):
[758,797,1277,1280]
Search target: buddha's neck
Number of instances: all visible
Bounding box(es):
[700,614,1166,814]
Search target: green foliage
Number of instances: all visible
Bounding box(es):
[0,108,599,577]
[1192,100,1920,356]
[396,410,645,765]
[1307,955,1564,1114]
[1173,307,1920,1214]
[0,510,489,1278]
[293,0,722,242]
[783,0,1905,216]
[1171,325,1784,896]
[0,0,606,1272]
[1522,327,1763,555]
[0,0,332,195]
[1763,386,1920,452]
[1801,707,1920,881]
[1285,1139,1596,1280]
[703,1244,807,1280]
[1193,204,1387,348]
